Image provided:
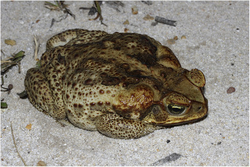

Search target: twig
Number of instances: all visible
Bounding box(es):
[33,36,40,61]
[10,122,27,166]
[45,1,75,28]
[93,1,107,26]
[155,16,177,26]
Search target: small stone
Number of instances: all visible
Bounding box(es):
[181,35,186,39]
[227,87,235,94]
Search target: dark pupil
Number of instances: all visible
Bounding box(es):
[168,104,185,114]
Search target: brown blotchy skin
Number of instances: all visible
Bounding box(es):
[25,29,208,139]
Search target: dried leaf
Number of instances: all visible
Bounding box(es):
[123,20,129,25]
[132,6,138,15]
[26,124,32,130]
[143,14,154,21]
[5,39,16,46]
[37,161,47,166]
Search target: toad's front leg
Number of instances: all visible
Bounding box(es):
[95,113,158,139]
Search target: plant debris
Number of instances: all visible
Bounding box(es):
[123,19,129,25]
[26,123,32,130]
[17,90,28,99]
[45,1,75,28]
[80,1,107,26]
[143,14,154,21]
[132,6,138,15]
[79,6,98,16]
[154,16,177,26]
[142,1,153,5]
[1,50,25,75]
[5,39,16,46]
[150,153,181,165]
[1,50,25,108]
[1,101,8,109]
[11,123,27,166]
[44,1,69,11]
[33,36,40,61]
[105,1,124,12]
[1,84,13,94]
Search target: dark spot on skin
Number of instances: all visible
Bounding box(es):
[74,103,78,108]
[90,102,96,106]
[101,76,120,86]
[99,90,104,94]
[79,104,83,108]
[72,83,77,87]
[98,101,103,105]
[127,70,143,77]
[106,102,110,105]
[108,58,116,63]
[100,73,108,78]
[57,53,66,64]
[160,71,166,78]
[120,63,130,70]
[153,85,159,90]
[74,53,80,59]
[85,79,93,85]
[59,36,67,42]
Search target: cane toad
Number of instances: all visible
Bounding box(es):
[25,29,208,139]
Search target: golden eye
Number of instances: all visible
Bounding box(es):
[167,104,186,115]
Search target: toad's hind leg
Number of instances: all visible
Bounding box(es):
[95,113,158,139]
[24,68,66,119]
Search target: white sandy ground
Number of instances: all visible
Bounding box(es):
[1,1,249,166]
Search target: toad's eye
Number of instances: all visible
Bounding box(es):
[167,104,186,115]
